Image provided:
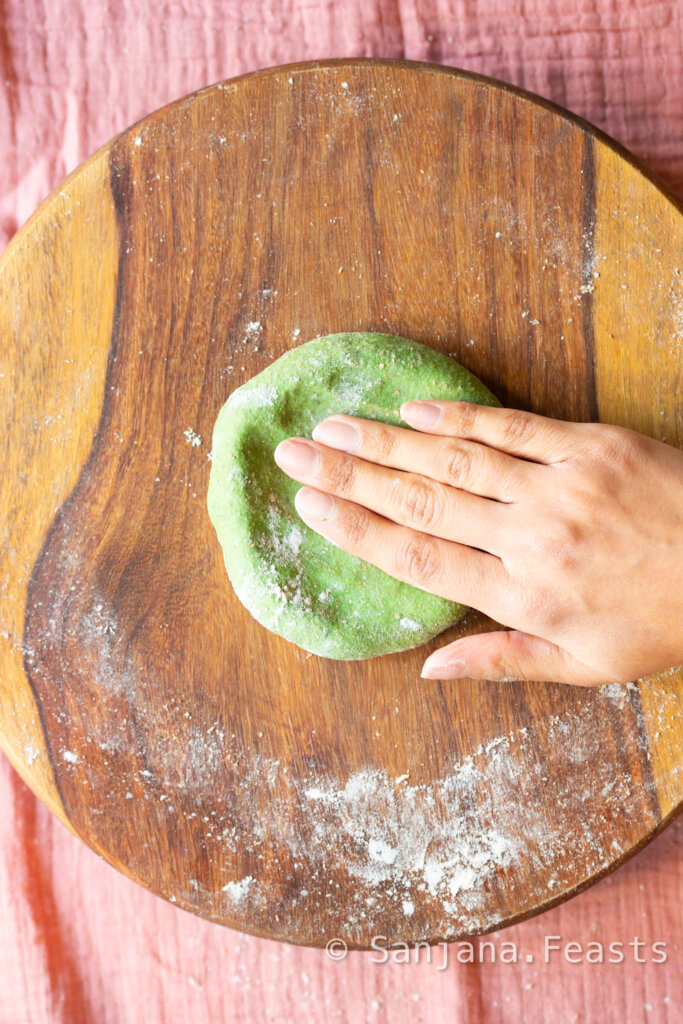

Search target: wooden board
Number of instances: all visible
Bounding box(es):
[0,58,681,949]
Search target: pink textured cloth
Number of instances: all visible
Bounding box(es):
[0,1,681,1021]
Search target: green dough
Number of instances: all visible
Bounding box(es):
[207,333,501,659]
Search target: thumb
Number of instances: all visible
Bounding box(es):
[420,630,609,686]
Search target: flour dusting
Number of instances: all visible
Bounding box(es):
[300,765,516,921]
[228,382,278,410]
[221,876,255,903]
[399,617,423,632]
[125,670,681,943]
[183,427,202,447]
[330,375,382,413]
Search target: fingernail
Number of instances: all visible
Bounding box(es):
[420,658,467,679]
[274,439,321,475]
[401,401,443,427]
[295,487,336,520]
[312,418,361,452]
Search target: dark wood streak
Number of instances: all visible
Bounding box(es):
[625,684,663,823]
[20,140,132,832]
[105,138,167,794]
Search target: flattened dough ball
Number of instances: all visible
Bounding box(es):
[207,333,501,659]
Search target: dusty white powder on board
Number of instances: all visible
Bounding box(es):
[300,766,516,918]
[221,876,255,902]
[121,667,682,940]
[183,427,202,447]
[368,838,398,865]
[242,320,261,341]
[24,744,40,766]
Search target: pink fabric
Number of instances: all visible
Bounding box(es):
[1,1,681,1021]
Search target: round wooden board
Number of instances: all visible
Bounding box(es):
[0,59,681,949]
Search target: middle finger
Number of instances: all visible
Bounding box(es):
[312,414,536,502]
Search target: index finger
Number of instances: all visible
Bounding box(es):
[400,401,581,463]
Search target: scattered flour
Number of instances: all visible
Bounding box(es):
[23,743,40,766]
[331,375,382,414]
[227,382,278,410]
[368,838,398,865]
[125,671,680,943]
[284,524,304,556]
[183,427,202,447]
[242,320,262,342]
[399,617,423,632]
[221,876,255,903]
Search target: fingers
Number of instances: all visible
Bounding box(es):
[274,437,508,554]
[292,485,510,619]
[400,401,580,463]
[420,630,611,686]
[311,415,534,502]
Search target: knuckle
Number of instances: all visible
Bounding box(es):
[342,506,371,546]
[394,534,441,583]
[327,454,357,494]
[442,442,474,488]
[501,410,535,444]
[533,520,581,571]
[487,631,522,680]
[371,425,397,461]
[451,402,478,435]
[397,476,442,528]
[597,425,643,468]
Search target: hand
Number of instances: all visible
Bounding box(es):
[273,402,683,685]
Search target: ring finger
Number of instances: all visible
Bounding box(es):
[292,486,509,621]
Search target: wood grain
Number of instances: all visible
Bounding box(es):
[0,59,680,948]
